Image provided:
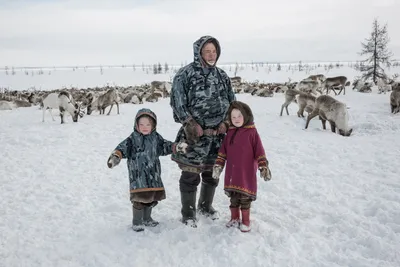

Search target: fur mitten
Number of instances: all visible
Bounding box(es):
[259,166,272,181]
[212,165,223,179]
[107,154,121,168]
[184,118,203,144]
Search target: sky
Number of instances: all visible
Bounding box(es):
[0,0,399,67]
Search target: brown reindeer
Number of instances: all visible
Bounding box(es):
[93,88,120,115]
[322,76,348,95]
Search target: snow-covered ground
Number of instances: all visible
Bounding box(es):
[1,65,400,267]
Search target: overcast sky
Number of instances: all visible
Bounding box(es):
[0,0,399,67]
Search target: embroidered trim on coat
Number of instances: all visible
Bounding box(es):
[224,185,256,196]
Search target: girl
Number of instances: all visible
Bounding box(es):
[107,108,188,232]
[212,101,272,232]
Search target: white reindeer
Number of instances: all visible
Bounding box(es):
[42,91,83,123]
[377,77,392,94]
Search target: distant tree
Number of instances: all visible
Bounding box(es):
[153,64,158,74]
[164,62,169,73]
[359,18,393,83]
[234,63,239,77]
[157,62,162,74]
[277,63,281,71]
[298,61,303,72]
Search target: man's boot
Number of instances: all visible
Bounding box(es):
[132,206,145,232]
[181,191,197,228]
[197,182,219,219]
[226,207,240,228]
[143,206,159,227]
[239,208,251,232]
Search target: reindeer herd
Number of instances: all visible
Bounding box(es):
[0,81,172,123]
[274,73,400,136]
[1,73,399,134]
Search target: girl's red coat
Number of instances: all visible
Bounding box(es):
[215,123,267,200]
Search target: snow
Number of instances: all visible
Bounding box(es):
[1,64,400,267]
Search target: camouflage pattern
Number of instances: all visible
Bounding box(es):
[170,36,236,172]
[112,108,175,193]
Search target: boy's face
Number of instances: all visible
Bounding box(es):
[231,108,244,127]
[138,117,153,135]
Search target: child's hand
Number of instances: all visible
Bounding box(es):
[107,154,121,168]
[176,142,188,154]
[259,166,272,181]
[212,165,223,179]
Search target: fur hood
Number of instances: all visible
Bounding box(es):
[227,101,254,127]
[193,35,221,68]
[134,108,157,133]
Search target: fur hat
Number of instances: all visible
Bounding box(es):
[227,101,254,127]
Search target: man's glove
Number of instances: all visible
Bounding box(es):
[184,118,203,144]
[212,165,223,179]
[259,166,272,181]
[107,154,121,169]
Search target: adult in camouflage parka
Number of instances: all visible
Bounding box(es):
[170,35,236,226]
[107,108,188,231]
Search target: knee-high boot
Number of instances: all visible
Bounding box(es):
[180,191,197,228]
[197,182,219,219]
[132,206,145,232]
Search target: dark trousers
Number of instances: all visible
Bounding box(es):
[229,192,252,209]
[179,171,219,192]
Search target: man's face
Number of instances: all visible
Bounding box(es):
[201,42,217,66]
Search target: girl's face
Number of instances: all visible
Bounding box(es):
[138,117,153,135]
[231,108,244,127]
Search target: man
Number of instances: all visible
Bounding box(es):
[170,35,236,227]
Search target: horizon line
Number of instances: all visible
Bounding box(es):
[1,59,399,70]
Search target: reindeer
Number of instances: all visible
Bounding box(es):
[377,77,392,94]
[280,89,300,116]
[305,95,353,136]
[13,99,31,108]
[296,80,322,95]
[42,91,83,123]
[83,91,96,115]
[390,86,400,114]
[151,81,172,98]
[322,76,348,95]
[93,88,120,115]
[251,88,274,97]
[0,100,13,110]
[296,93,316,118]
[304,74,326,82]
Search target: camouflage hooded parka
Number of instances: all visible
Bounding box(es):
[170,36,236,172]
[112,108,175,201]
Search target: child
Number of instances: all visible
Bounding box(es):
[107,108,188,232]
[212,101,272,232]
